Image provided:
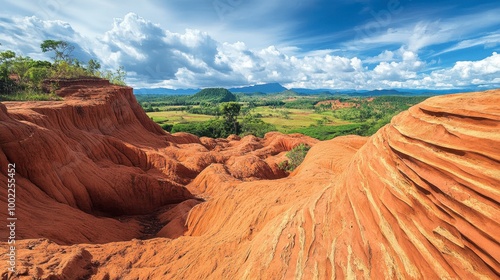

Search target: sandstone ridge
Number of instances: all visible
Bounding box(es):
[0,81,317,245]
[0,83,498,279]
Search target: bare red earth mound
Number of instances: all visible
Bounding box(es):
[0,81,316,246]
[0,83,498,279]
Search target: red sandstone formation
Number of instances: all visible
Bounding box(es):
[0,80,316,244]
[0,81,498,279]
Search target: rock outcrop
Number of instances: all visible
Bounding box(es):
[0,83,498,279]
[0,81,316,245]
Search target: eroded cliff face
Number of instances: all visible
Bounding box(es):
[0,80,317,246]
[0,83,498,279]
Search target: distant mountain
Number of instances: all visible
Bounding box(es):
[291,88,336,95]
[189,88,236,103]
[134,88,199,95]
[234,91,267,97]
[275,89,301,97]
[396,88,476,95]
[359,89,413,96]
[134,83,288,95]
[291,88,416,96]
[291,88,460,96]
[229,83,287,94]
[134,84,458,96]
[354,89,457,96]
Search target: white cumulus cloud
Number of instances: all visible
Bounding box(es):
[1,13,500,91]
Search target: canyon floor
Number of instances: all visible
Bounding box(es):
[0,81,499,279]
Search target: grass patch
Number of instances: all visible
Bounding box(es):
[254,106,350,130]
[147,111,213,124]
[0,91,62,101]
[290,123,364,140]
[278,143,311,171]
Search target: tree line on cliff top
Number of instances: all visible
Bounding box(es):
[0,41,125,100]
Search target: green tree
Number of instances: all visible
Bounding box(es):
[29,60,52,69]
[0,50,16,62]
[26,67,50,90]
[40,40,74,62]
[50,60,86,78]
[220,102,241,135]
[0,50,16,79]
[239,114,276,137]
[103,66,126,85]
[87,59,101,75]
[171,119,227,138]
[11,56,34,84]
[0,50,17,94]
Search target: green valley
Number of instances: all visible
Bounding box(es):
[137,88,431,140]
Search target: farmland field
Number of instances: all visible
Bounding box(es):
[147,111,213,124]
[138,90,430,140]
[251,107,353,132]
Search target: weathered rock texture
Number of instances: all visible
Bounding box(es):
[0,81,316,246]
[0,83,498,279]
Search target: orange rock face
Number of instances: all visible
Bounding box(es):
[0,83,499,279]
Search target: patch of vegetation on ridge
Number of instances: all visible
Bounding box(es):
[278,144,311,172]
[0,91,62,101]
[0,40,126,101]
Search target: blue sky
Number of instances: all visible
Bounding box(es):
[1,0,499,90]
